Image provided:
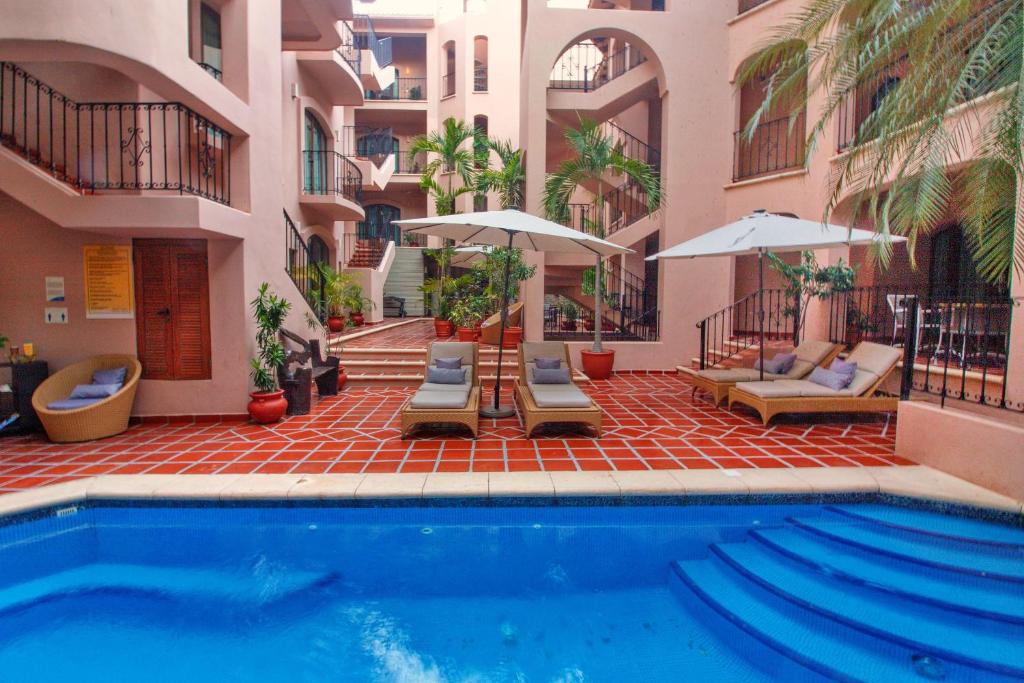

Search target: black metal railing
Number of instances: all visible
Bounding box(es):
[549,42,646,92]
[285,209,326,321]
[544,291,659,342]
[302,150,362,203]
[1,61,232,205]
[474,65,488,92]
[340,125,394,164]
[733,111,806,181]
[738,0,772,14]
[343,232,389,270]
[836,57,907,152]
[442,71,455,98]
[561,202,604,237]
[337,20,361,75]
[696,289,795,370]
[365,77,426,101]
[823,286,1019,410]
[197,62,223,81]
[353,15,393,68]
[601,120,660,171]
[394,148,427,174]
[604,177,656,235]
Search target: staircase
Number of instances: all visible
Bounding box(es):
[689,289,795,371]
[346,239,387,268]
[671,504,1024,681]
[383,247,427,317]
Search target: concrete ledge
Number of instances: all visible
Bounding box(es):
[896,401,1024,502]
[0,467,1019,518]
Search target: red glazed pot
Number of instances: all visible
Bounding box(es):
[434,318,454,338]
[457,327,477,342]
[337,366,348,391]
[351,312,365,327]
[580,349,615,380]
[501,326,523,349]
[327,316,345,333]
[247,390,288,424]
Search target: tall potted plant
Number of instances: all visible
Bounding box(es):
[318,264,355,333]
[543,119,662,379]
[248,283,291,424]
[421,245,458,337]
[341,280,374,326]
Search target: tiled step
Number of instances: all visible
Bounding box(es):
[824,504,1024,549]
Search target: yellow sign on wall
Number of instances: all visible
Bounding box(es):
[83,245,134,319]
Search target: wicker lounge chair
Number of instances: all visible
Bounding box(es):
[727,341,902,425]
[400,341,480,438]
[32,354,142,442]
[479,302,523,345]
[514,341,601,437]
[687,339,842,405]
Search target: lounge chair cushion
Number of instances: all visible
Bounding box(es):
[434,356,463,369]
[531,367,571,384]
[846,369,883,397]
[428,342,476,385]
[534,356,562,370]
[92,367,127,385]
[46,397,105,411]
[426,367,467,385]
[697,368,788,383]
[846,342,902,376]
[70,383,122,399]
[527,382,593,408]
[418,382,471,393]
[410,386,471,409]
[755,353,796,374]
[808,366,854,391]
[734,379,810,398]
[794,340,838,365]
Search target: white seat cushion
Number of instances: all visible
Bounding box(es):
[794,340,838,365]
[419,382,471,393]
[527,382,593,408]
[846,342,902,376]
[734,379,809,398]
[698,368,787,382]
[410,386,470,409]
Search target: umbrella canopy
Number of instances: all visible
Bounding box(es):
[646,210,905,260]
[395,209,632,258]
[451,245,491,266]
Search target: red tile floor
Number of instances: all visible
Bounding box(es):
[0,372,907,493]
[338,317,439,348]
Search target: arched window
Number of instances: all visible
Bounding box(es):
[359,204,402,243]
[870,76,900,113]
[473,36,488,91]
[303,110,328,193]
[442,41,456,97]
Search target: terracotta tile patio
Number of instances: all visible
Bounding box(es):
[337,317,439,348]
[0,371,907,493]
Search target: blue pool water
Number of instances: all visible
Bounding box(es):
[0,501,1021,682]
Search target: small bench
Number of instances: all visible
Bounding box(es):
[277,329,340,415]
[383,296,406,318]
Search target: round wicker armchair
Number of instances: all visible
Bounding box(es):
[32,355,142,443]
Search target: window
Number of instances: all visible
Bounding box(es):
[473,37,488,92]
[200,3,222,79]
[359,204,402,243]
[443,41,456,97]
[304,111,328,194]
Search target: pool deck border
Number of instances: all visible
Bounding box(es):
[0,466,1019,522]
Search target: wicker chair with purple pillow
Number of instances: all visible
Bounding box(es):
[400,342,480,438]
[514,342,601,438]
[32,355,142,442]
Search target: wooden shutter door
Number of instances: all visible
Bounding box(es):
[133,239,212,380]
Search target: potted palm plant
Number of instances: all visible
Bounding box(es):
[543,119,662,379]
[341,280,374,326]
[248,283,291,424]
[318,264,354,333]
[560,300,580,332]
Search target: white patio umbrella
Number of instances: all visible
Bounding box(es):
[451,245,491,266]
[396,209,632,418]
[647,209,906,379]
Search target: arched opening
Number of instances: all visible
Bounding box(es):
[359,204,402,243]
[733,45,807,181]
[442,40,456,97]
[473,36,488,92]
[928,224,1005,301]
[303,109,329,193]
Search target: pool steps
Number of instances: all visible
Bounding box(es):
[672,505,1024,681]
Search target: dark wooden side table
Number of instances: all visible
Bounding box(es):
[0,360,49,433]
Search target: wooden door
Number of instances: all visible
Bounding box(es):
[133,239,212,380]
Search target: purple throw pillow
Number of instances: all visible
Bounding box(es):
[755,352,797,374]
[92,367,127,385]
[830,358,858,377]
[534,356,562,370]
[69,383,121,399]
[532,367,571,384]
[808,366,854,391]
[426,367,467,384]
[434,357,462,370]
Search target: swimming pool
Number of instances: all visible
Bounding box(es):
[0,500,1021,682]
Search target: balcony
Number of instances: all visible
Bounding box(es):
[295,21,364,106]
[549,42,647,93]
[0,61,231,205]
[299,150,365,222]
[732,112,805,182]
[365,77,427,101]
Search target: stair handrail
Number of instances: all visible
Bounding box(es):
[284,209,326,322]
[696,288,793,369]
[600,120,661,171]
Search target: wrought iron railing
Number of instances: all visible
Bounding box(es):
[394,148,427,174]
[696,289,795,370]
[549,42,646,92]
[337,20,361,75]
[340,125,394,163]
[604,177,656,235]
[0,61,232,205]
[474,66,488,92]
[836,57,907,152]
[823,286,1018,410]
[301,150,362,203]
[733,111,806,181]
[343,232,388,270]
[353,15,393,68]
[738,0,772,14]
[442,71,455,98]
[365,77,426,101]
[601,120,660,171]
[544,290,658,342]
[198,62,223,81]
[284,209,325,321]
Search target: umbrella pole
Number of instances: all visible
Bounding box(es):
[480,231,516,419]
[758,249,765,382]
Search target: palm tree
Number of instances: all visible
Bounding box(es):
[476,138,525,210]
[542,119,662,352]
[409,117,477,217]
[738,0,1022,286]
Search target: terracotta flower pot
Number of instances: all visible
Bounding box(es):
[501,326,523,349]
[434,318,454,338]
[247,390,288,424]
[580,349,615,380]
[327,316,345,333]
[457,327,477,342]
[337,366,348,391]
[351,312,365,327]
